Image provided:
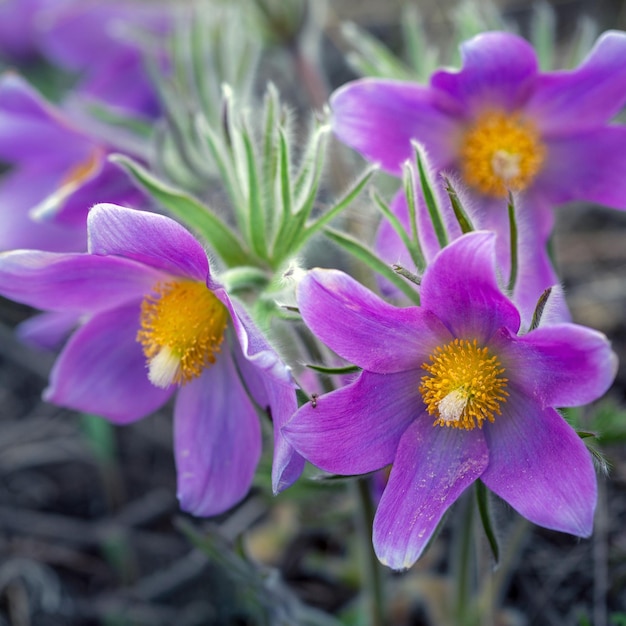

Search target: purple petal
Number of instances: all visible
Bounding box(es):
[526,31,626,134]
[0,0,51,62]
[45,304,173,423]
[268,380,304,493]
[216,289,293,385]
[37,157,146,228]
[538,127,626,209]
[283,369,422,475]
[230,336,303,493]
[0,73,90,164]
[297,268,451,373]
[500,324,617,407]
[0,250,165,313]
[420,231,521,341]
[88,204,209,280]
[17,311,79,351]
[331,78,461,175]
[481,392,597,537]
[373,419,488,569]
[431,32,538,114]
[0,166,87,252]
[174,350,261,516]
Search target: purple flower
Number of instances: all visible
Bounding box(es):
[0,0,57,62]
[283,231,616,570]
[0,73,146,252]
[331,30,626,320]
[39,1,172,118]
[0,203,303,514]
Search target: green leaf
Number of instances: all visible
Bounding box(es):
[241,122,269,260]
[476,481,500,564]
[442,175,475,234]
[341,21,413,80]
[371,190,424,271]
[111,154,250,267]
[300,164,377,245]
[306,363,362,375]
[506,192,519,294]
[529,287,552,331]
[413,142,448,248]
[324,228,421,305]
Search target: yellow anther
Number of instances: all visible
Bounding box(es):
[137,280,229,388]
[460,111,545,197]
[419,338,508,430]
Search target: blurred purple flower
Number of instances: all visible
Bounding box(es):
[39,1,173,118]
[331,30,626,320]
[0,0,58,62]
[0,203,303,514]
[0,73,146,252]
[284,231,616,570]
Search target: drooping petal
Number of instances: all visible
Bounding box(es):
[331,78,462,175]
[88,204,209,281]
[44,304,173,423]
[297,268,451,373]
[420,231,520,341]
[537,127,626,210]
[216,288,294,386]
[526,30,626,134]
[283,369,422,476]
[174,350,261,517]
[0,250,165,313]
[497,324,617,408]
[431,32,538,114]
[17,311,79,351]
[481,393,597,537]
[268,380,304,494]
[373,419,488,570]
[230,336,303,494]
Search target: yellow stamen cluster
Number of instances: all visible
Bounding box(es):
[137,280,229,388]
[419,338,508,430]
[460,111,545,197]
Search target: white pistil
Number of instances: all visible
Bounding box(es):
[147,347,180,388]
[437,389,468,423]
[491,150,521,183]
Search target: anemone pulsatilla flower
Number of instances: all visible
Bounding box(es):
[0,204,303,515]
[331,30,626,321]
[0,74,146,252]
[283,232,617,570]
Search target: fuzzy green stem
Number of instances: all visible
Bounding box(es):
[352,478,386,626]
[453,492,476,626]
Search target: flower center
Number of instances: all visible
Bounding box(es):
[459,111,545,197]
[419,338,508,430]
[137,280,229,388]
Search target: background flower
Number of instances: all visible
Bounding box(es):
[331,30,626,321]
[284,231,616,569]
[0,73,146,251]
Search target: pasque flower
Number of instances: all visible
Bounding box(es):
[283,232,616,570]
[331,30,626,320]
[39,1,172,119]
[0,204,303,514]
[0,73,146,252]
